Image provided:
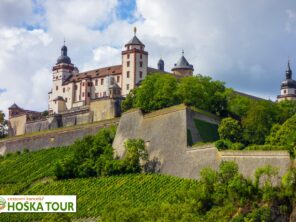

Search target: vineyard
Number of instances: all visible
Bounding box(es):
[0,148,197,221]
[0,147,73,195]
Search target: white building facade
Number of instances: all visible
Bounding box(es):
[48,30,195,114]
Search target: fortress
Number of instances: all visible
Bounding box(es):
[1,28,296,181]
[8,28,195,136]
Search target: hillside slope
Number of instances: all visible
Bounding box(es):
[0,148,196,222]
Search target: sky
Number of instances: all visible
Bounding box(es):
[0,0,296,116]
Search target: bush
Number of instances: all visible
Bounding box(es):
[215,139,244,150]
[218,117,242,142]
[245,144,286,151]
[54,126,148,179]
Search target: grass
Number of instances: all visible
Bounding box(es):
[194,119,219,142]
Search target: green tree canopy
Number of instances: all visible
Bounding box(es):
[242,101,279,145]
[218,117,242,142]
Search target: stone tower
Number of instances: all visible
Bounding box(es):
[277,60,296,101]
[121,28,148,96]
[48,43,75,114]
[171,50,194,77]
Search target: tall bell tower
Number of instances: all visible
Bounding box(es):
[121,27,148,96]
[48,43,75,114]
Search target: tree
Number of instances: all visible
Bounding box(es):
[218,117,242,142]
[121,89,137,112]
[266,114,296,148]
[0,111,7,138]
[177,75,227,116]
[135,73,180,112]
[242,101,278,145]
[122,139,148,173]
[225,89,252,118]
[276,100,296,124]
[0,111,4,123]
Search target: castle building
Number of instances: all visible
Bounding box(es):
[8,29,195,136]
[48,28,191,114]
[277,61,296,101]
[171,50,194,76]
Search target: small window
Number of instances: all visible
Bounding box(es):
[56,86,58,91]
[82,82,85,86]
[75,85,78,90]
[127,54,130,59]
[63,88,65,93]
[140,46,143,50]
[127,71,130,78]
[139,71,143,78]
[127,61,130,67]
[126,84,129,90]
[103,92,106,97]
[95,79,98,86]
[65,98,68,102]
[140,61,143,67]
[95,93,98,98]
[140,54,142,59]
[128,46,130,50]
[87,92,90,97]
[117,76,120,82]
[101,79,104,85]
[82,92,85,97]
[284,90,287,94]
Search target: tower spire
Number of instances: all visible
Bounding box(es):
[134,27,137,36]
[286,59,292,79]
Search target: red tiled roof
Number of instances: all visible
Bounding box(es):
[64,65,122,83]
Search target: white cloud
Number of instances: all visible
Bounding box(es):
[1,0,296,117]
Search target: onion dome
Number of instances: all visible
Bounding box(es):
[281,60,296,88]
[157,58,164,71]
[56,44,71,65]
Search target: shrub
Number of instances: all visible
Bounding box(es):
[218,117,242,142]
[215,139,244,150]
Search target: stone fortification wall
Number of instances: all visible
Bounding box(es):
[90,99,121,122]
[113,105,291,180]
[0,118,119,156]
[9,98,119,136]
[9,114,27,136]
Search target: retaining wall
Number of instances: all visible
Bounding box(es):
[113,106,291,180]
[0,118,119,155]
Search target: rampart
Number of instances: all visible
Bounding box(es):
[113,105,292,180]
[0,118,119,155]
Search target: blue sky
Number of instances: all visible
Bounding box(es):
[0,0,296,116]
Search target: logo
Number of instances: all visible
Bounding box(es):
[0,197,6,210]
